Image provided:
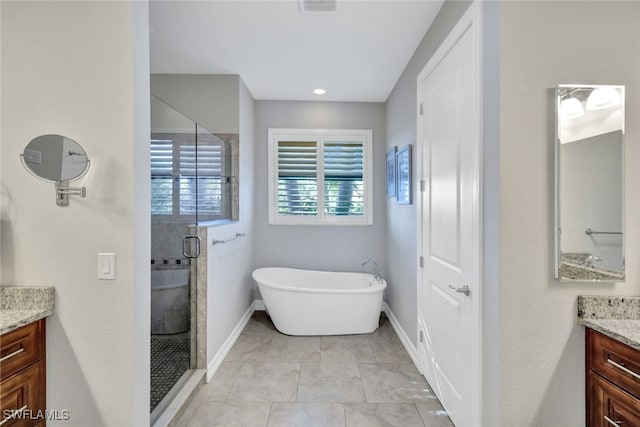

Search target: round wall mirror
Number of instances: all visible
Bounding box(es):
[22,134,90,182]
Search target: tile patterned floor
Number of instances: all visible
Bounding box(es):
[175,312,453,426]
[150,335,190,412]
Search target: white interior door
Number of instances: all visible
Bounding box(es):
[416,4,481,426]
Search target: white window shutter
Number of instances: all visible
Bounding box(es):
[277,141,318,216]
[150,140,173,214]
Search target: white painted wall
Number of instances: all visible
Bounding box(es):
[131,2,152,424]
[253,101,387,280]
[0,1,3,275]
[0,1,150,426]
[500,2,640,425]
[205,78,256,366]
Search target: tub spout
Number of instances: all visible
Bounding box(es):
[361,258,382,283]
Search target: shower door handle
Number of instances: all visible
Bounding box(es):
[182,235,201,259]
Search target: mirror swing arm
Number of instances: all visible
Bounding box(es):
[20,134,90,207]
[55,181,87,206]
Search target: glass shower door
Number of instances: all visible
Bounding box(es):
[149,95,200,416]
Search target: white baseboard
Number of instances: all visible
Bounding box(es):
[382,301,419,368]
[206,302,255,382]
[254,299,265,311]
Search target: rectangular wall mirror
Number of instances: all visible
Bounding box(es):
[555,84,625,282]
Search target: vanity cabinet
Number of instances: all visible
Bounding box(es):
[0,319,46,427]
[587,328,640,426]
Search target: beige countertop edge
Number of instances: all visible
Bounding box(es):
[579,318,640,351]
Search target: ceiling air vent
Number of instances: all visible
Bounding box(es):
[299,0,338,14]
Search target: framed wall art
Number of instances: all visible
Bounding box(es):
[386,146,397,198]
[396,144,412,205]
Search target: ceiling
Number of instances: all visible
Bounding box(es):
[149,1,444,102]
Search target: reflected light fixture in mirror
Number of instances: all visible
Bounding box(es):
[586,86,622,111]
[560,96,585,119]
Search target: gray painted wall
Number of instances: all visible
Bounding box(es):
[253,101,386,279]
[151,74,240,134]
[384,0,472,348]
[480,2,501,425]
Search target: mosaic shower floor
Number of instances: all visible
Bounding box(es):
[150,334,190,412]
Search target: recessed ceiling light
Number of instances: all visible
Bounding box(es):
[313,88,326,95]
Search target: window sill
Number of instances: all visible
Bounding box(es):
[268,218,372,226]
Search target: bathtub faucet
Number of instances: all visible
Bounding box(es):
[361,258,382,283]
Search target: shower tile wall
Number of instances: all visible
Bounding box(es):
[215,133,240,221]
[151,222,191,264]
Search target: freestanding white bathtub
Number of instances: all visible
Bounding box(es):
[151,268,190,335]
[252,267,386,336]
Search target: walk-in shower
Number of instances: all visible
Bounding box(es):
[149,95,201,416]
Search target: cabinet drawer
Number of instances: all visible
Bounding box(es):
[588,329,640,399]
[0,320,44,381]
[589,371,640,427]
[0,361,45,427]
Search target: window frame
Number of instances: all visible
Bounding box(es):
[268,128,373,226]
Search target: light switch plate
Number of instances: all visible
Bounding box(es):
[97,253,116,280]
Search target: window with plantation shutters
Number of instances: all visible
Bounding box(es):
[324,141,364,217]
[151,135,226,220]
[268,128,372,225]
[151,140,174,215]
[277,141,318,216]
[179,143,223,216]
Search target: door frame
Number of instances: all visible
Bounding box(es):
[415,2,483,424]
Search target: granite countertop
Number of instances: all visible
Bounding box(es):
[0,286,55,335]
[560,253,625,281]
[577,295,640,351]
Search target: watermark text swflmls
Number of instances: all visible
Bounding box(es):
[2,409,70,421]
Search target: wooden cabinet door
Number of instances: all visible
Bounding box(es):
[0,361,45,426]
[588,329,640,400]
[590,371,640,426]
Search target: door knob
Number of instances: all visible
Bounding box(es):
[449,285,471,296]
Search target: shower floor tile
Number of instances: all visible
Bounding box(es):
[176,312,453,427]
[150,335,190,412]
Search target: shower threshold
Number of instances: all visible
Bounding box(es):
[151,369,205,427]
